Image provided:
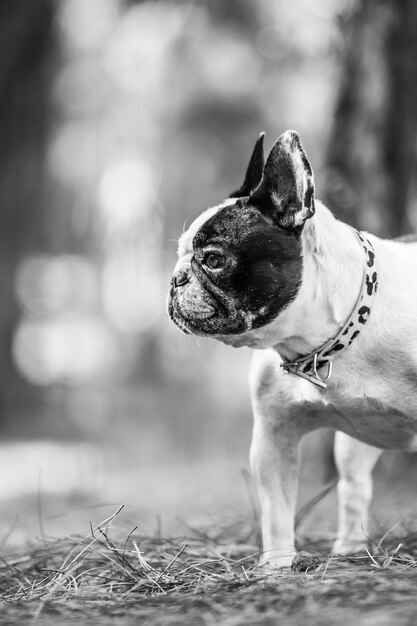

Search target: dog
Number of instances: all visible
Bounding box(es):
[167,130,417,570]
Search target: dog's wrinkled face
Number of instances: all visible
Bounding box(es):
[167,130,315,342]
[168,199,303,337]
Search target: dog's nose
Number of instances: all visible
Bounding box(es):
[173,269,189,288]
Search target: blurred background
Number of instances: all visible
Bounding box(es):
[1,0,417,547]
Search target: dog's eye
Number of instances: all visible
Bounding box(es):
[204,252,226,270]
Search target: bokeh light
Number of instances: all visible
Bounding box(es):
[13,315,117,386]
[98,157,156,230]
[58,0,118,54]
[15,254,97,316]
[102,253,162,334]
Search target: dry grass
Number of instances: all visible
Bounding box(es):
[0,505,417,625]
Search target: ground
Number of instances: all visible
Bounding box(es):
[1,441,417,624]
[0,506,417,626]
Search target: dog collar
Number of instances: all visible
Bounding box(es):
[280,230,378,389]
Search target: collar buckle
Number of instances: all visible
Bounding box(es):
[281,354,332,390]
[278,229,376,390]
[312,353,333,383]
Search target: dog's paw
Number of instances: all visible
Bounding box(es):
[332,539,368,556]
[291,551,322,572]
[257,551,296,571]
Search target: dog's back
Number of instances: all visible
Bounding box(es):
[394,233,417,244]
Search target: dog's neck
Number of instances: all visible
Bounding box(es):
[273,202,365,361]
[221,201,366,357]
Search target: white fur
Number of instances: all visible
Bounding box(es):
[249,202,417,567]
[176,199,235,262]
[174,201,234,279]
[176,198,417,568]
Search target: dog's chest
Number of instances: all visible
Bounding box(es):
[320,367,417,450]
[322,396,417,450]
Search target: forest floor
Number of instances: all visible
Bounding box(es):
[0,505,417,626]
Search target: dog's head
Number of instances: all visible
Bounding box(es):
[167,130,315,345]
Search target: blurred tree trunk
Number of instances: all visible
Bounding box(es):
[324,0,417,237]
[0,0,55,427]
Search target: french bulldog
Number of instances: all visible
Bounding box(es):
[167,130,417,570]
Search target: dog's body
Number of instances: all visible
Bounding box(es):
[168,130,417,569]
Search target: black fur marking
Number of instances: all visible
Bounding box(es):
[191,200,303,333]
[229,134,265,198]
[249,131,315,232]
[358,305,370,324]
[304,184,314,212]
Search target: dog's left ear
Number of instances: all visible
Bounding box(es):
[229,133,265,198]
[250,130,315,231]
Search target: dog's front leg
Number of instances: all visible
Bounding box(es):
[250,417,302,569]
[249,352,326,570]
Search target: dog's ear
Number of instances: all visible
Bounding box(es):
[250,130,315,231]
[229,133,265,198]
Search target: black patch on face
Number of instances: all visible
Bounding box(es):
[191,200,303,334]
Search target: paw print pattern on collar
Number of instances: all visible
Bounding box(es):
[281,230,377,389]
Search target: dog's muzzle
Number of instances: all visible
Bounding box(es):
[168,262,244,336]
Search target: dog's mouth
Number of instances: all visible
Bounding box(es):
[167,272,246,338]
[168,294,245,337]
[167,297,209,335]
